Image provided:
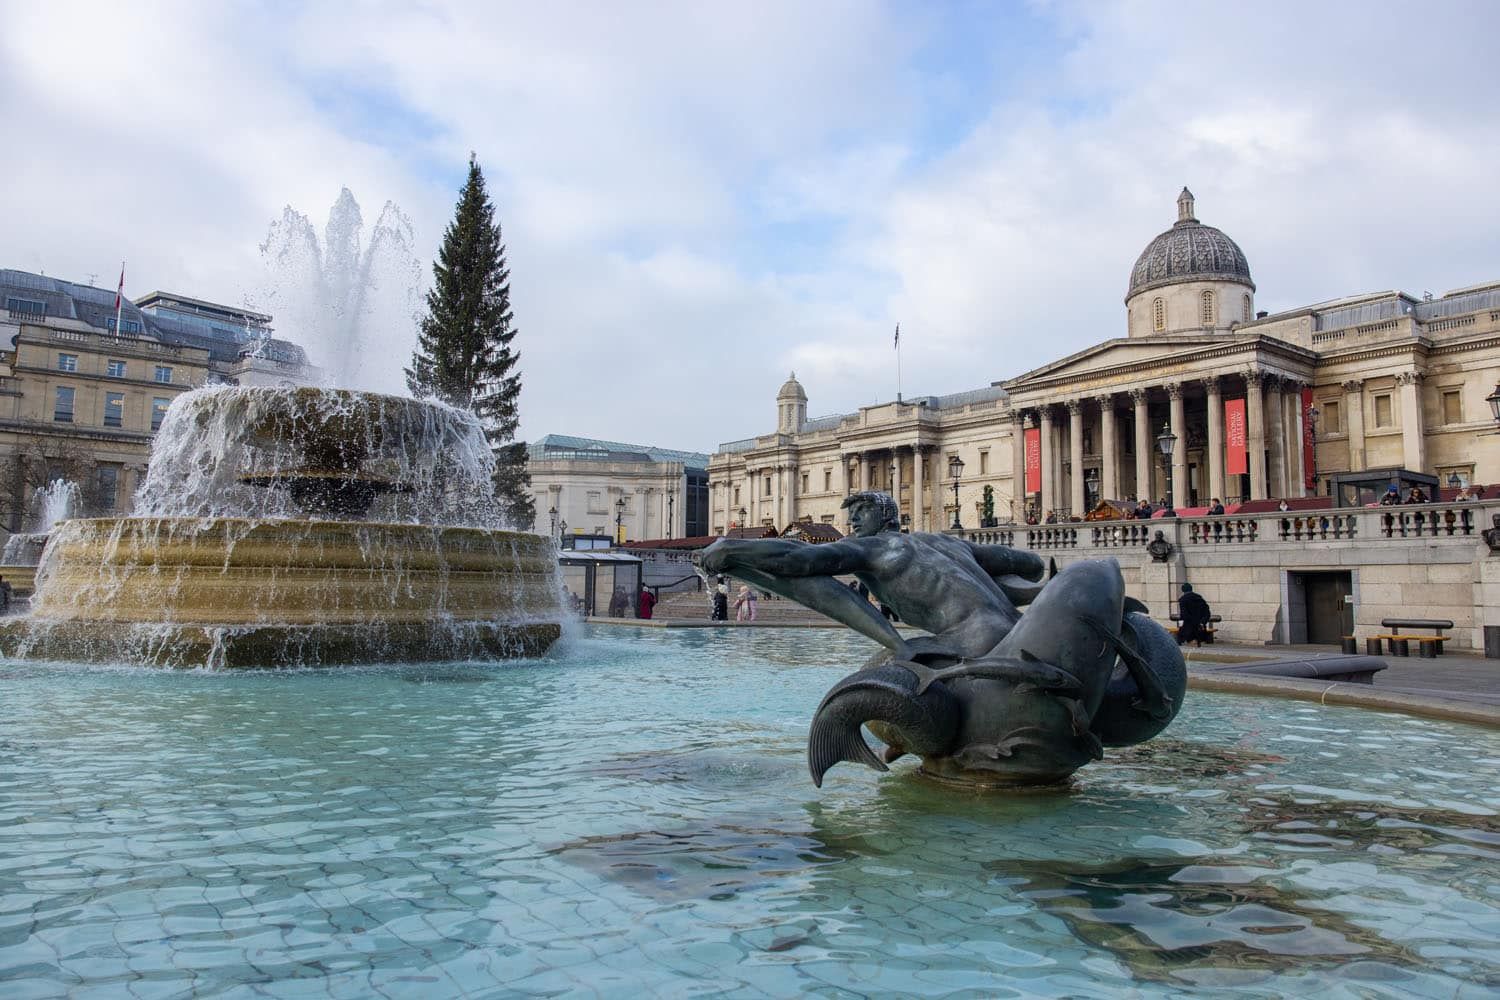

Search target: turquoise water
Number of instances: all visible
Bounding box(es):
[2,625,1498,998]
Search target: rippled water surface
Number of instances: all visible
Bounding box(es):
[2,625,1498,998]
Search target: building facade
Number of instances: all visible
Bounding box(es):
[527,434,710,543]
[0,269,316,534]
[708,190,1500,533]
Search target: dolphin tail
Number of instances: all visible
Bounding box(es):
[808,664,964,787]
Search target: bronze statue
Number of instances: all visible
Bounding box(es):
[699,491,1184,788]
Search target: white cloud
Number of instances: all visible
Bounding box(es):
[2,1,1496,453]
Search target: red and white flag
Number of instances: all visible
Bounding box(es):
[113,264,125,309]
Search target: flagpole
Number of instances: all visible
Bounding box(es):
[894,322,902,403]
[112,261,125,343]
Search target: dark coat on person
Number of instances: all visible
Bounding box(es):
[1177,590,1212,645]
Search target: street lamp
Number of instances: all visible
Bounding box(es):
[614,496,626,545]
[948,454,965,529]
[738,506,747,533]
[548,506,558,539]
[667,491,675,540]
[1307,405,1319,492]
[1449,471,1463,490]
[1488,383,1500,424]
[1155,423,1178,517]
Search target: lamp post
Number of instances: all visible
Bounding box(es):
[548,506,558,541]
[1449,471,1463,491]
[615,496,626,545]
[1155,423,1178,517]
[738,506,747,533]
[667,491,675,540]
[1488,383,1500,424]
[1307,405,1319,494]
[948,454,965,529]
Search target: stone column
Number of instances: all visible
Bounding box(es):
[638,488,650,539]
[860,453,872,491]
[742,468,754,526]
[1205,375,1225,505]
[1398,371,1426,472]
[1343,380,1366,472]
[1097,395,1118,503]
[1068,400,1085,517]
[1010,414,1026,521]
[1166,383,1188,508]
[1039,407,1056,517]
[1265,375,1286,498]
[1284,383,1305,497]
[1246,371,1268,500]
[913,444,925,531]
[1132,389,1151,502]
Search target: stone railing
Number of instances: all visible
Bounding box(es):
[954,501,1490,553]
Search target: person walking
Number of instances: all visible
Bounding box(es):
[1175,583,1212,647]
[711,576,730,621]
[638,585,657,620]
[734,584,758,622]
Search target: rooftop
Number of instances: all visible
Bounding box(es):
[532,433,709,469]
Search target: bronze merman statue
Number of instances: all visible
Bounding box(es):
[699,491,1184,788]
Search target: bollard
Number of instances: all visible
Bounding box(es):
[1365,637,1383,656]
[1485,625,1500,659]
[1417,639,1437,659]
[1391,637,1410,657]
[1341,636,1358,655]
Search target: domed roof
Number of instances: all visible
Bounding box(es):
[1127,189,1254,299]
[777,372,807,401]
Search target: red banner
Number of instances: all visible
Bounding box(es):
[1225,398,1247,476]
[1302,386,1316,489]
[1024,427,1041,494]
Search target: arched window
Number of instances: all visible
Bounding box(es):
[1243,294,1252,322]
[1201,290,1215,326]
[1153,297,1165,332]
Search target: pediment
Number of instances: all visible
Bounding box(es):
[1003,335,1254,396]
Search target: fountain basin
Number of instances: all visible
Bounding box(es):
[0,516,561,667]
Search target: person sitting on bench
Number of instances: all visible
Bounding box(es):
[1176,583,1213,648]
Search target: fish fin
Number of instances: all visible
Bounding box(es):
[892,658,946,696]
[1020,648,1040,662]
[1067,699,1105,760]
[807,719,887,788]
[1123,596,1150,616]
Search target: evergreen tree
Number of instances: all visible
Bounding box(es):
[407,154,534,529]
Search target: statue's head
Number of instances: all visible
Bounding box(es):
[841,491,900,537]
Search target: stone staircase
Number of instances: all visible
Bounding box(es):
[652,588,833,625]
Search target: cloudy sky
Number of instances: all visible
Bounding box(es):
[3,1,1497,453]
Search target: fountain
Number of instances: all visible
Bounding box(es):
[0,478,82,597]
[0,386,562,667]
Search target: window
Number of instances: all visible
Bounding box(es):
[105,317,142,334]
[821,514,835,524]
[151,397,171,432]
[733,486,741,506]
[1201,290,1215,325]
[1442,389,1462,425]
[1243,294,1252,322]
[1320,399,1341,434]
[1440,467,1472,488]
[979,451,990,475]
[1374,393,1393,428]
[5,296,45,316]
[96,466,120,511]
[1152,297,1165,332]
[104,392,124,428]
[801,473,809,495]
[154,365,173,384]
[586,491,605,515]
[823,469,831,492]
[56,353,78,372]
[107,360,127,378]
[53,386,75,422]
[763,475,771,497]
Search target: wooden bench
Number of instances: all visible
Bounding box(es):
[1169,612,1222,644]
[1379,618,1454,658]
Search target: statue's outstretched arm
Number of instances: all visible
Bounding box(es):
[965,542,1045,582]
[701,538,866,578]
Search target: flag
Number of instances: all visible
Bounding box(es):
[894,323,900,349]
[114,264,124,310]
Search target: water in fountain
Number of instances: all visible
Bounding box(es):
[0,478,81,566]
[6,387,563,667]
[253,188,423,393]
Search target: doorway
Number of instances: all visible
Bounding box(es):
[1296,571,1353,645]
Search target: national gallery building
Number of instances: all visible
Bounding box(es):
[708,189,1500,534]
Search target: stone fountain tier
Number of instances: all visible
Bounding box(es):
[0,517,562,668]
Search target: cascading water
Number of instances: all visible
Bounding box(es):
[252,189,422,393]
[0,479,81,567]
[2,387,563,668]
